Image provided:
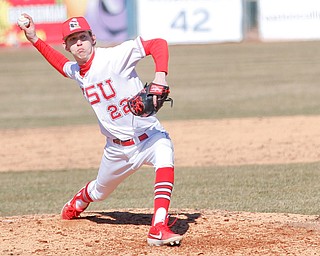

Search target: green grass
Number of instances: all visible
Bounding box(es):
[2,41,320,128]
[1,163,320,217]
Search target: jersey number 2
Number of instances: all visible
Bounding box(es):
[108,98,130,120]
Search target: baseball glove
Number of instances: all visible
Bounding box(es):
[127,82,173,117]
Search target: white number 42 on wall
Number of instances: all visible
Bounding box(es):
[171,9,211,32]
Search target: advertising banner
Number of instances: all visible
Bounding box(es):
[136,0,243,44]
[0,0,129,47]
[259,0,320,41]
[0,0,67,47]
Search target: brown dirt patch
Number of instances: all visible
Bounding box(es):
[1,116,320,255]
[1,116,320,172]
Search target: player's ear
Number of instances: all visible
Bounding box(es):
[91,34,97,46]
[63,41,71,52]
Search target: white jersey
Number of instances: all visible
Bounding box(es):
[63,37,165,140]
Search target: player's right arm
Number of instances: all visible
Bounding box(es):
[18,13,69,77]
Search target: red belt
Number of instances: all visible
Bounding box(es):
[113,133,148,146]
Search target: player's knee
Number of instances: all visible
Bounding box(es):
[88,180,115,201]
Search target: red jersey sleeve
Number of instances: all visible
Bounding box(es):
[141,38,169,74]
[33,39,69,77]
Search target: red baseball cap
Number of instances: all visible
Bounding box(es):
[62,17,91,40]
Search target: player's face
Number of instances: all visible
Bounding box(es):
[64,31,95,64]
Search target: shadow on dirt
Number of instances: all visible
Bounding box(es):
[84,211,201,235]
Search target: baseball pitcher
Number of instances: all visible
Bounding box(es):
[18,14,182,246]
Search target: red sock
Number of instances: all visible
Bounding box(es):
[75,182,93,211]
[152,167,174,226]
[82,181,94,203]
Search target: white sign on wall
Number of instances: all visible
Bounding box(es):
[136,0,243,44]
[259,0,320,41]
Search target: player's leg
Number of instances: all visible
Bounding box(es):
[61,181,93,220]
[61,145,136,220]
[147,166,183,246]
[152,167,174,225]
[85,154,137,202]
[143,132,182,246]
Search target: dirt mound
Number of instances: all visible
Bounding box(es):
[2,117,320,255]
[1,209,320,255]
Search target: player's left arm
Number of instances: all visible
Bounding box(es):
[140,38,169,85]
[140,38,169,106]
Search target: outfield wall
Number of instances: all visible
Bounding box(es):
[259,0,320,41]
[135,0,243,44]
[1,0,320,47]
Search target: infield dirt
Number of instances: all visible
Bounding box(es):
[1,116,320,172]
[1,117,320,255]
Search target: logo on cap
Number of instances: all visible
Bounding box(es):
[62,16,91,40]
[69,18,81,31]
